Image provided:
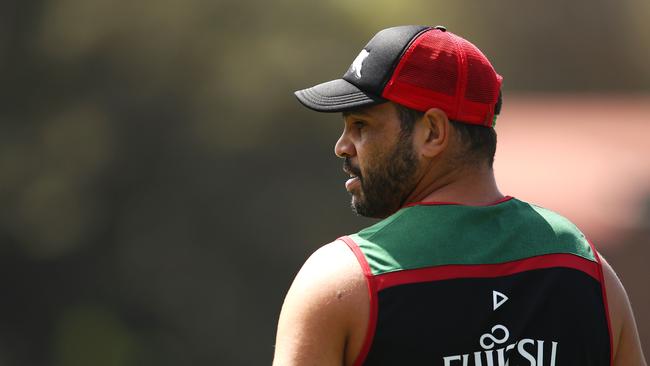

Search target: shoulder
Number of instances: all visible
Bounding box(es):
[273,240,369,366]
[599,254,647,365]
[513,200,597,256]
[525,201,584,236]
[295,240,366,288]
[284,240,368,312]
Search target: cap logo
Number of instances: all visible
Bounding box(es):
[350,49,370,79]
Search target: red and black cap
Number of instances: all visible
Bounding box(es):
[294,25,503,126]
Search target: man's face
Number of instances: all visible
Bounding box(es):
[336,102,419,218]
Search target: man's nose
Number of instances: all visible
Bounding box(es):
[334,131,355,158]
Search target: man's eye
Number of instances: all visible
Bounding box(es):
[353,121,365,129]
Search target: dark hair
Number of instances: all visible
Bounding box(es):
[394,92,501,168]
[449,120,497,168]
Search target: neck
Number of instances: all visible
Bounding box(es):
[404,163,503,207]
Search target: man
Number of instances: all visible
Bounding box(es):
[273,25,646,366]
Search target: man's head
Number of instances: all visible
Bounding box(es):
[336,101,499,218]
[294,25,502,217]
[337,102,419,218]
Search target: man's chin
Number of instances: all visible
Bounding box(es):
[350,203,370,218]
[350,196,369,217]
[350,198,388,219]
[350,193,402,218]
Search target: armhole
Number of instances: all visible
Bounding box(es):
[339,235,378,366]
[589,240,614,366]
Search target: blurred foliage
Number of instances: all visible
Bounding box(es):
[0,0,648,364]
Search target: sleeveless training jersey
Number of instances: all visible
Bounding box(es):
[340,197,611,366]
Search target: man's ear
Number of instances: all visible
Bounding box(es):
[416,108,450,158]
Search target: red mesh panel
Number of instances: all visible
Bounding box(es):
[383,28,502,126]
[462,42,498,104]
[393,32,458,97]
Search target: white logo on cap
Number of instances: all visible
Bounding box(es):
[350,49,370,79]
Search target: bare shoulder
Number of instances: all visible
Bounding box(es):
[286,240,366,299]
[273,240,369,366]
[599,254,647,366]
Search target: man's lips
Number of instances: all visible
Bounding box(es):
[343,160,362,191]
[345,176,361,191]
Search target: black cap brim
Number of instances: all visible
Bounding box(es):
[294,79,386,113]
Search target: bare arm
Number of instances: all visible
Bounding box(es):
[273,241,369,366]
[600,254,647,366]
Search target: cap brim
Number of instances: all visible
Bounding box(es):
[294,79,386,113]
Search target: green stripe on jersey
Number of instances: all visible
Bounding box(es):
[349,198,595,276]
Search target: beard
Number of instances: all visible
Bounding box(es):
[343,131,419,219]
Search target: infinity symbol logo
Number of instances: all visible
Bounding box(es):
[479,324,510,350]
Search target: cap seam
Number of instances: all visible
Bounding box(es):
[298,90,381,107]
[379,26,432,95]
[302,91,380,103]
[303,91,370,101]
[450,33,467,122]
[302,95,375,106]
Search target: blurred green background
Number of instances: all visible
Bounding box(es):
[1,0,649,365]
